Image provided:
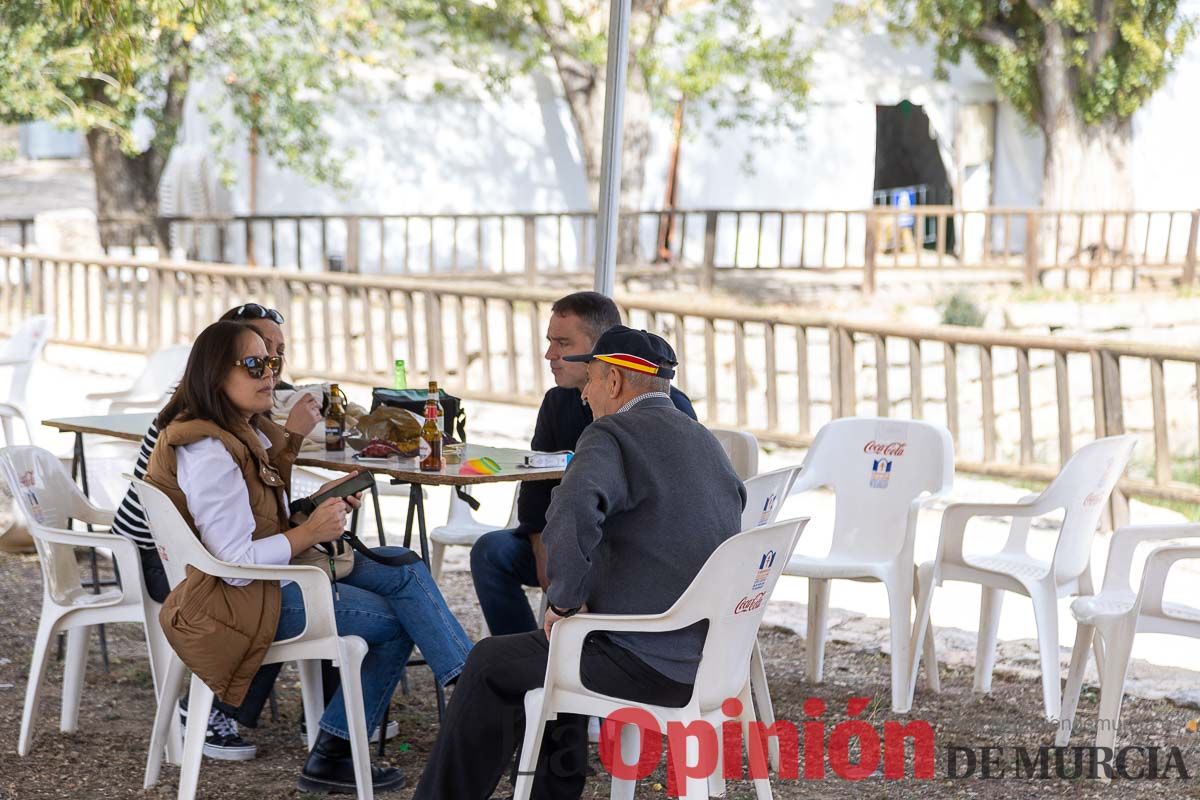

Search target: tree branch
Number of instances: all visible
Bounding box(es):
[969,23,1019,52]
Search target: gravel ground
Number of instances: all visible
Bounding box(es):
[0,551,1197,799]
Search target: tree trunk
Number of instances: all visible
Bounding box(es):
[1035,27,1134,268]
[551,50,655,266]
[87,129,168,249]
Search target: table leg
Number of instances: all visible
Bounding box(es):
[371,480,386,546]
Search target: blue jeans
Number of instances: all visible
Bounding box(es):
[469,529,540,636]
[275,546,473,740]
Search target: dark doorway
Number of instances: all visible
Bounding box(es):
[874,101,952,203]
[874,101,954,250]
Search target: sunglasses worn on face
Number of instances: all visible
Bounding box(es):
[233,355,283,379]
[232,303,285,324]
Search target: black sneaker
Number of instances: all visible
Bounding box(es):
[180,704,257,761]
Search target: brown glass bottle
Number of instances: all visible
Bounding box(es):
[419,385,443,471]
[324,383,348,451]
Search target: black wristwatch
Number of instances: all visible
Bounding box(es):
[548,603,580,618]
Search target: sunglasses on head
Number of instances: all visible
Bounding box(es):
[232,303,285,324]
[233,355,283,379]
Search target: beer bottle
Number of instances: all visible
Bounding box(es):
[325,383,348,452]
[427,380,444,433]
[419,385,443,472]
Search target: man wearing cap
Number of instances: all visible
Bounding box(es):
[414,326,746,800]
[471,291,697,636]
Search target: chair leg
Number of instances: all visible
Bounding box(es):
[144,654,187,787]
[906,563,938,710]
[60,625,90,733]
[513,689,550,800]
[1,416,12,446]
[1056,623,1094,747]
[1095,624,1136,754]
[336,636,373,800]
[885,579,913,714]
[18,614,59,756]
[1029,587,1062,721]
[609,722,639,800]
[429,542,446,582]
[973,586,1005,694]
[740,681,773,800]
[749,640,779,773]
[178,674,215,800]
[805,578,830,683]
[298,660,325,752]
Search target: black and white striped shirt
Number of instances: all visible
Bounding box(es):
[109,422,160,549]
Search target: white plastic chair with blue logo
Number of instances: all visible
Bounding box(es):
[513,518,808,800]
[781,417,954,713]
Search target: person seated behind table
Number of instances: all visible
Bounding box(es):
[470,292,697,636]
[109,302,322,760]
[414,326,746,800]
[144,320,473,795]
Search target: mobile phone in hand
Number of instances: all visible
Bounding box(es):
[309,471,375,506]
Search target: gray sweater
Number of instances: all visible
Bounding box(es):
[543,394,747,683]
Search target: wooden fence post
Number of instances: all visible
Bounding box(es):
[1184,208,1199,285]
[863,210,877,295]
[523,215,537,274]
[1098,348,1130,531]
[700,210,718,292]
[345,216,360,272]
[1024,212,1039,288]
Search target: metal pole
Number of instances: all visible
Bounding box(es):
[593,0,632,297]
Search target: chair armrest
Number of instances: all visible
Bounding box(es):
[1101,524,1200,594]
[545,610,706,693]
[188,559,339,642]
[85,389,135,401]
[1138,544,1200,617]
[934,495,1052,568]
[34,525,128,550]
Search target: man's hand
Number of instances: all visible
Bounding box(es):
[542,603,586,640]
[285,393,323,437]
[529,532,550,590]
[314,471,364,510]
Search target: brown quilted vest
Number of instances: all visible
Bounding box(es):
[146,416,301,706]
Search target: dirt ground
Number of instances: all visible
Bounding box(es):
[1,551,1197,799]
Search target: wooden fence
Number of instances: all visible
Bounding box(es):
[3,206,1197,292]
[5,249,1200,521]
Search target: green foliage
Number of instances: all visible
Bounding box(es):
[397,0,813,153]
[938,291,985,327]
[842,0,1193,128]
[0,0,409,189]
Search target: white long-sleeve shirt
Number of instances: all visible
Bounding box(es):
[176,431,293,587]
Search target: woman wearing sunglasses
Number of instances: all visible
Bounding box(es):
[145,320,472,794]
[109,303,323,760]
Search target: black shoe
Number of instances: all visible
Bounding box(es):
[179,704,257,761]
[299,730,405,794]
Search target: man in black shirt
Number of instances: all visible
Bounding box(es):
[470,292,696,634]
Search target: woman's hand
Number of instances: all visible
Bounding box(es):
[289,498,348,553]
[314,471,364,510]
[285,393,323,437]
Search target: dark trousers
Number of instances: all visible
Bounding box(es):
[470,529,540,635]
[414,630,692,800]
[139,545,282,727]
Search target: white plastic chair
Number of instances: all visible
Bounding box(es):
[513,518,808,800]
[1057,524,1200,752]
[0,445,159,756]
[710,428,759,480]
[0,315,52,445]
[85,344,190,413]
[781,417,954,713]
[135,478,376,800]
[428,488,519,581]
[908,434,1137,720]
